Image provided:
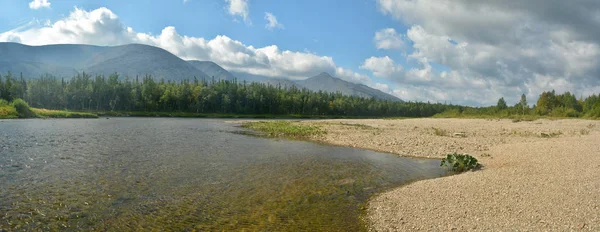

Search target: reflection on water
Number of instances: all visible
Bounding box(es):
[0,118,446,231]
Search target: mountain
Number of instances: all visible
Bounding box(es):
[297,72,402,102]
[233,71,401,101]
[0,42,209,81]
[187,61,235,81]
[0,42,401,101]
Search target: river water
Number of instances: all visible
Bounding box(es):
[0,118,446,231]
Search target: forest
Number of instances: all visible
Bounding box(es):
[1,71,600,118]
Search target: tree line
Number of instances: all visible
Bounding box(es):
[0,72,454,117]
[2,72,600,118]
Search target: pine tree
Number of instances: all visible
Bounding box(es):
[497,97,507,110]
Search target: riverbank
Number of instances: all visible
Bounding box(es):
[94,111,392,119]
[250,118,600,231]
[0,100,98,119]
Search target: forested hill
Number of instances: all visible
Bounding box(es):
[0,42,401,101]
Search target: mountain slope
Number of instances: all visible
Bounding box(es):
[0,42,401,101]
[187,61,235,81]
[83,44,209,81]
[228,71,302,88]
[297,72,402,101]
[0,42,209,80]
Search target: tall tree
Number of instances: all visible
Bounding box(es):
[519,94,527,115]
[497,97,507,110]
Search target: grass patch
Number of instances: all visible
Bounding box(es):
[382,117,411,120]
[539,131,563,138]
[339,122,375,129]
[511,116,538,123]
[0,98,98,119]
[580,129,590,135]
[432,127,449,136]
[32,108,98,118]
[480,153,491,158]
[241,121,325,139]
[510,130,535,137]
[587,123,596,129]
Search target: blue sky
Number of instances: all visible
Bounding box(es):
[0,0,412,83]
[2,0,600,106]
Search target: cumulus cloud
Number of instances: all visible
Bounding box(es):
[373,83,391,93]
[360,56,402,78]
[376,0,600,105]
[0,7,368,82]
[29,0,51,9]
[335,67,371,84]
[225,0,250,24]
[374,28,404,50]
[264,12,284,30]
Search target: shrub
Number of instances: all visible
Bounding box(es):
[441,153,480,172]
[0,99,8,106]
[11,98,35,118]
[432,127,448,136]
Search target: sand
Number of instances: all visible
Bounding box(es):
[297,118,600,231]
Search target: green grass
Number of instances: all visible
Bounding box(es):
[0,99,98,119]
[241,121,325,138]
[32,108,99,118]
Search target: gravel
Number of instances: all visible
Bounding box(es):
[300,118,600,231]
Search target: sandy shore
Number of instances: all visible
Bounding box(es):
[296,118,600,231]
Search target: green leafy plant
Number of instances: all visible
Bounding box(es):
[11,98,35,118]
[440,153,480,172]
[0,99,8,106]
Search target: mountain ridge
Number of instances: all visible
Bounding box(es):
[0,42,401,101]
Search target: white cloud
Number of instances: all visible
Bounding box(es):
[0,7,368,82]
[335,67,371,84]
[374,28,404,50]
[29,0,51,10]
[373,83,391,93]
[360,56,402,78]
[375,0,600,105]
[225,0,250,24]
[264,12,284,30]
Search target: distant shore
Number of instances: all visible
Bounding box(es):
[245,118,600,231]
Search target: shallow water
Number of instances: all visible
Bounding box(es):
[0,118,446,231]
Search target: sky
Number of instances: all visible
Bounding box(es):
[1,0,600,106]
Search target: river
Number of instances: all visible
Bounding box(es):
[0,118,446,231]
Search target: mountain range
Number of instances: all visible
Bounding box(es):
[0,42,401,101]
